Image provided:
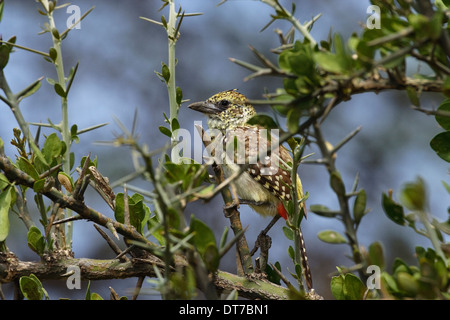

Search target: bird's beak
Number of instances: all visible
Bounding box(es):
[188,101,221,115]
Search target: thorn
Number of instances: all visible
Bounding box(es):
[106,221,119,240]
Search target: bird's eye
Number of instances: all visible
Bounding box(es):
[220,99,230,107]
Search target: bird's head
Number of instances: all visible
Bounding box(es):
[188,89,256,130]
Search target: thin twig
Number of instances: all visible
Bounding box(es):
[331,126,362,155]
[132,276,145,300]
[123,184,130,226]
[52,215,83,225]
[93,224,129,262]
[38,163,63,180]
[250,215,280,256]
[73,153,91,200]
[411,105,450,118]
[115,245,136,261]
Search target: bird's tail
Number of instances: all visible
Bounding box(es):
[298,226,313,290]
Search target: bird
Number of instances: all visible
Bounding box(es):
[188,89,312,289]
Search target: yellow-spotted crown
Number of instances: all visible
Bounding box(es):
[189,89,256,131]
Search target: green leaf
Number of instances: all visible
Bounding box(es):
[159,126,172,138]
[309,204,339,218]
[219,226,229,250]
[0,186,13,242]
[435,99,450,130]
[408,14,430,38]
[171,117,180,132]
[406,86,420,107]
[0,37,15,69]
[288,245,295,260]
[0,173,9,190]
[429,10,443,40]
[203,243,220,272]
[330,171,345,195]
[399,177,427,211]
[381,271,399,292]
[20,274,48,300]
[317,230,347,244]
[33,179,46,193]
[47,77,57,86]
[343,273,366,300]
[176,86,183,105]
[442,180,450,194]
[0,0,4,22]
[42,133,63,165]
[81,155,97,169]
[85,281,92,300]
[314,52,344,74]
[265,262,282,285]
[331,273,366,300]
[65,62,79,96]
[17,78,42,102]
[27,226,45,255]
[51,28,60,40]
[54,83,67,98]
[71,124,79,144]
[246,114,279,130]
[49,47,57,61]
[393,257,413,275]
[0,45,10,69]
[294,263,303,281]
[287,107,301,133]
[353,189,367,224]
[436,0,448,11]
[161,15,168,29]
[147,215,165,246]
[89,292,104,300]
[368,241,385,271]
[282,226,294,241]
[189,215,216,256]
[161,63,170,83]
[279,50,292,71]
[443,78,450,98]
[330,275,346,300]
[381,192,406,225]
[114,193,150,234]
[396,272,419,296]
[16,157,40,180]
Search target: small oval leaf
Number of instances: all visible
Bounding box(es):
[435,99,450,130]
[381,192,406,226]
[430,131,450,162]
[317,230,347,244]
[353,189,367,224]
[159,126,172,138]
[49,47,57,61]
[161,63,170,83]
[54,83,66,98]
[330,171,346,195]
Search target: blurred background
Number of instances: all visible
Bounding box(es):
[0,0,448,299]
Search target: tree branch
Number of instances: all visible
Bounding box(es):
[0,155,150,245]
[0,154,304,299]
[0,252,296,300]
